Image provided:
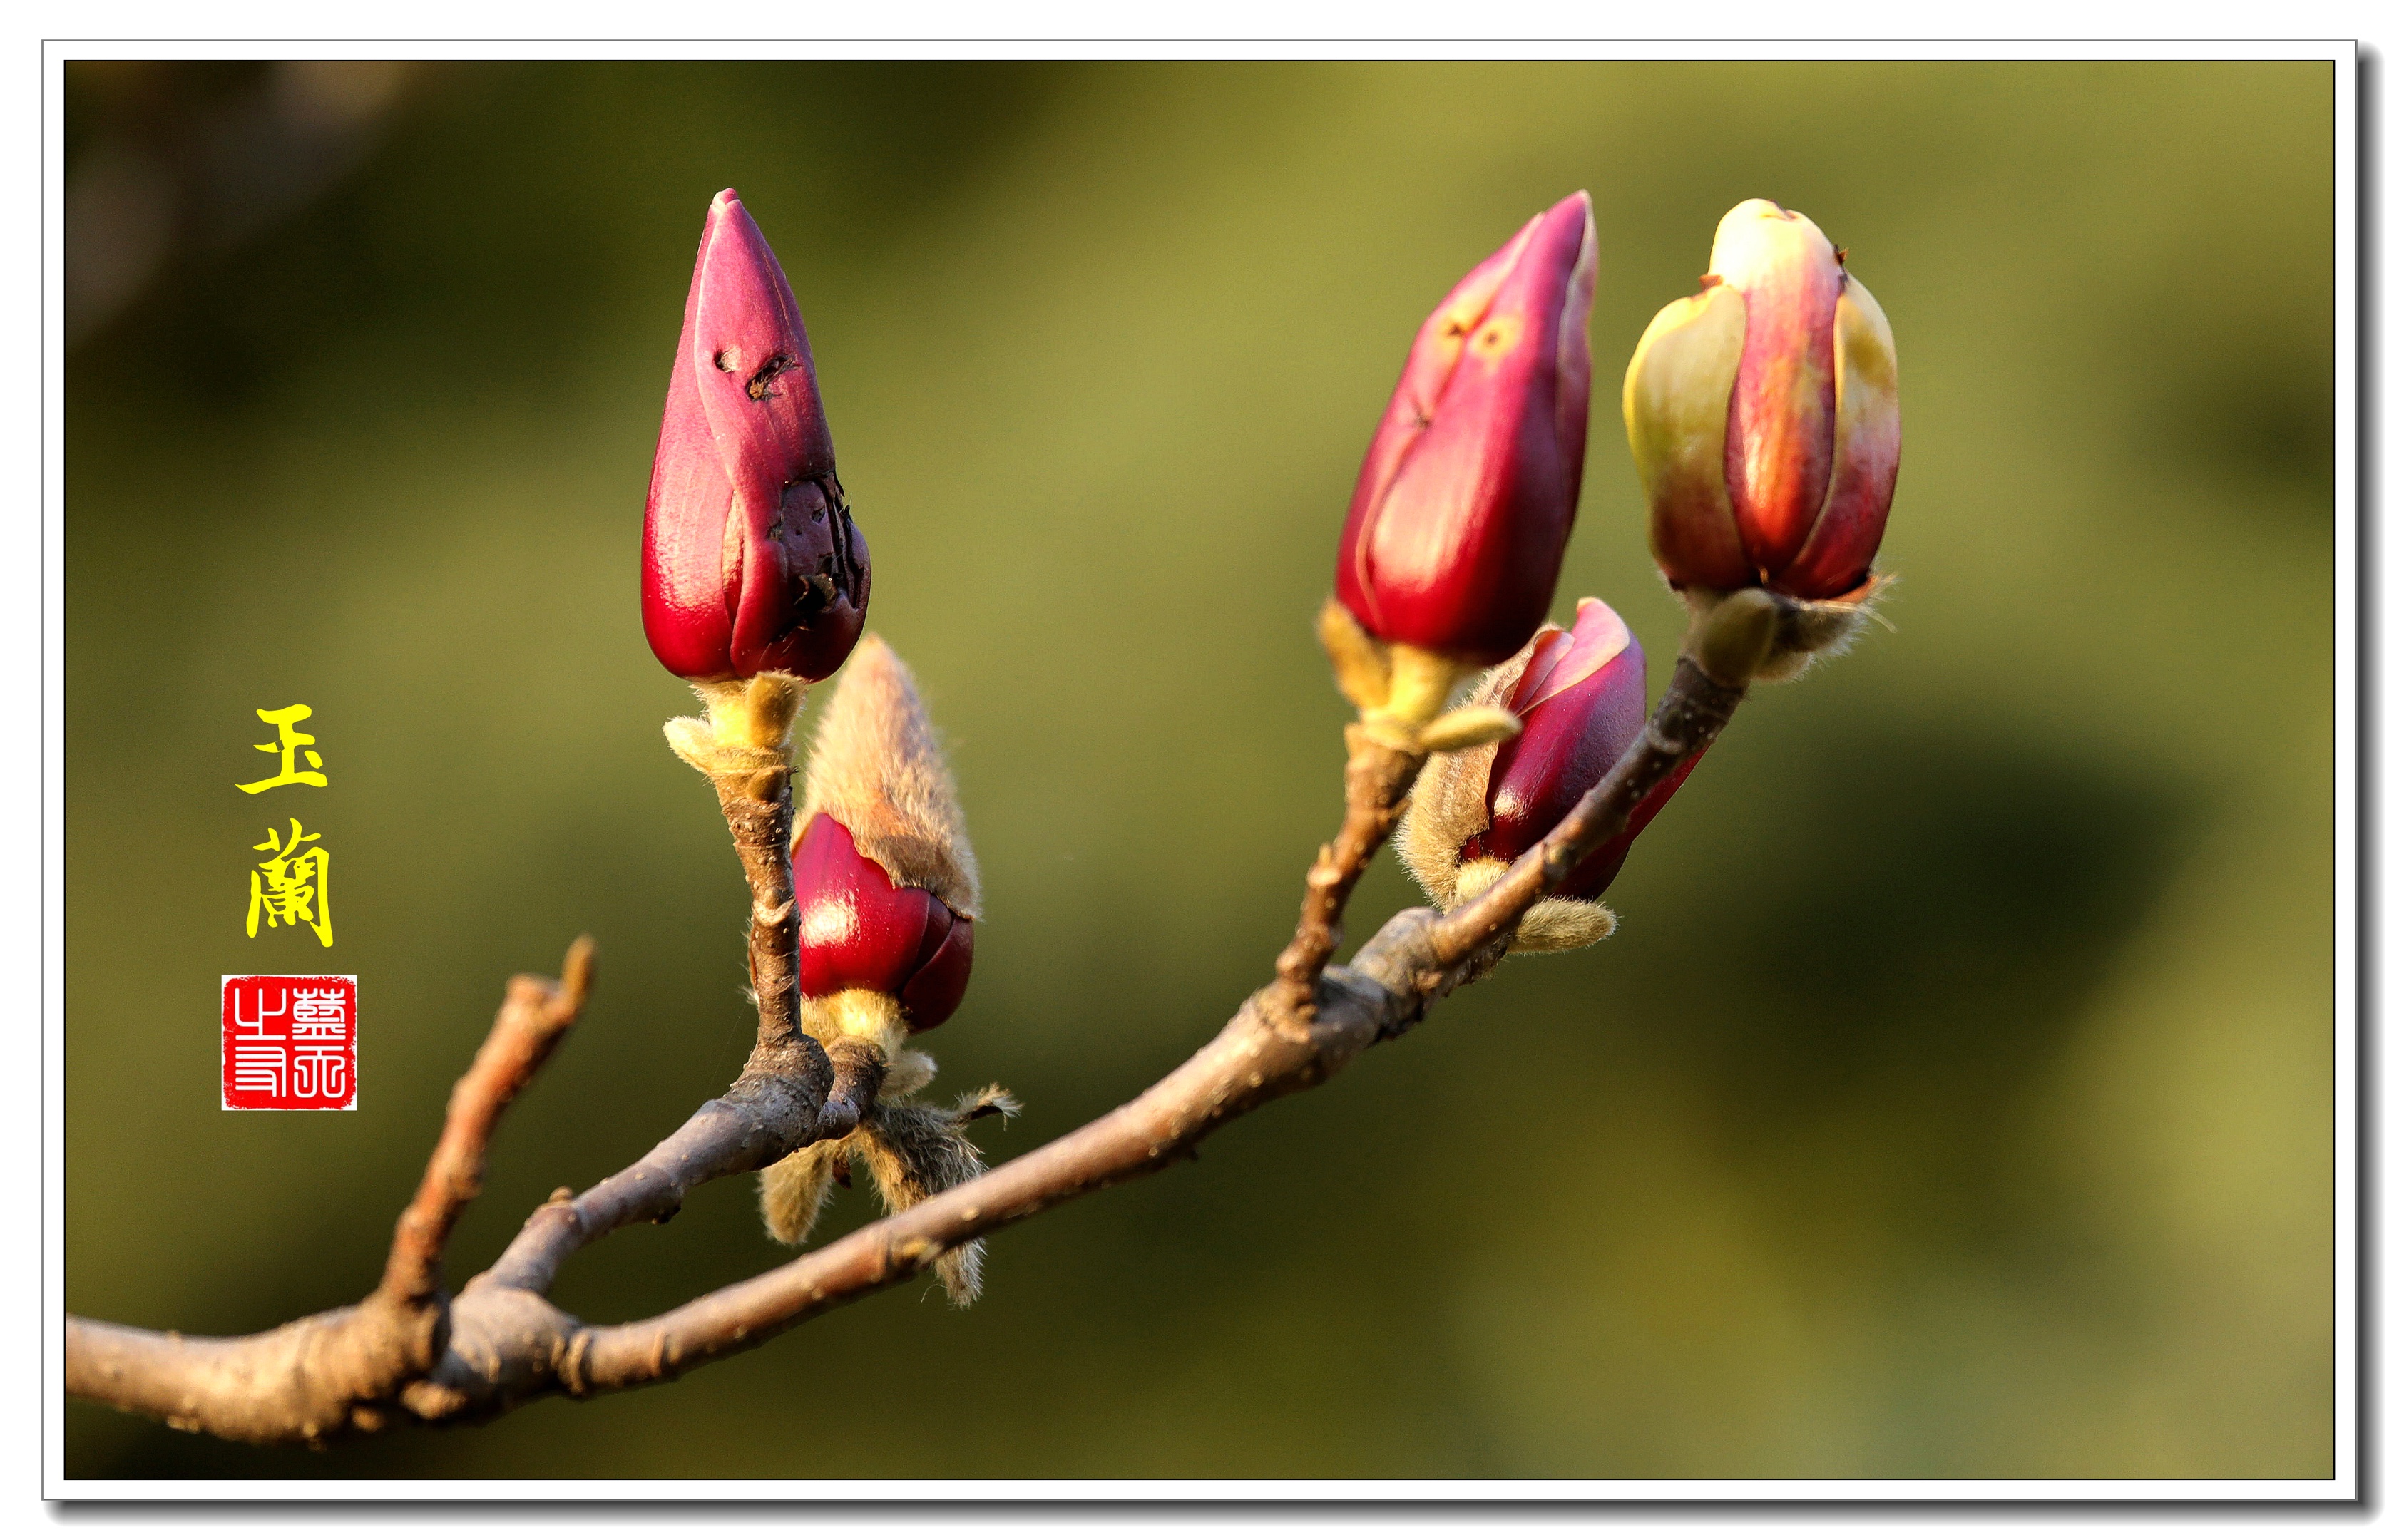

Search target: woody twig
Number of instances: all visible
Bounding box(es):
[1268,729,1424,1022]
[58,632,1751,1442]
[663,672,814,1062]
[65,942,595,1444]
[382,938,595,1305]
[476,672,844,1297]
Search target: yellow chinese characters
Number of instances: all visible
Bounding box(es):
[236,704,329,794]
[247,818,332,948]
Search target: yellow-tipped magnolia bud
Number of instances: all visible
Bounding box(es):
[1625,199,1899,601]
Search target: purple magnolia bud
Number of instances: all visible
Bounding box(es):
[1334,191,1598,666]
[794,811,974,1032]
[1625,198,1898,600]
[787,636,980,1032]
[1460,597,1701,900]
[642,188,869,682]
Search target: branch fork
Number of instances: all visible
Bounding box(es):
[64,590,1794,1445]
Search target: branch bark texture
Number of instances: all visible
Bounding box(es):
[714,766,804,1057]
[1271,729,1423,1020]
[63,654,1743,1444]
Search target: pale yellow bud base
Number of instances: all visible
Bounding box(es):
[1316,598,1522,754]
[663,671,808,779]
[759,990,940,1249]
[1675,575,1889,686]
[1454,855,1617,954]
[799,990,936,1099]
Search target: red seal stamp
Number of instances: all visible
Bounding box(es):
[221,975,357,1110]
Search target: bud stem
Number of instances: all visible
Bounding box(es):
[709,766,806,1060]
[1268,725,1426,1025]
[1280,621,1528,1022]
[700,672,806,760]
[816,1034,889,1144]
[800,990,909,1140]
[662,671,822,1062]
[1688,587,1778,687]
[1674,579,1888,685]
[1378,645,1469,724]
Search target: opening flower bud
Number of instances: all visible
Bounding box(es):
[1463,598,1699,900]
[794,811,974,1030]
[790,635,981,1032]
[1625,198,1899,601]
[1335,190,1598,667]
[643,188,870,683]
[1398,597,1700,951]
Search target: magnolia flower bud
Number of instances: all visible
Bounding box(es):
[762,636,1002,1300]
[1624,198,1898,602]
[1335,191,1597,671]
[642,188,869,684]
[1398,597,1699,953]
[794,811,974,1030]
[792,635,980,1037]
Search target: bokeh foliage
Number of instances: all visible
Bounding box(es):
[63,59,2334,1479]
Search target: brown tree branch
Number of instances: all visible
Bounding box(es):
[1269,729,1423,1018]
[63,649,1746,1442]
[66,1303,435,1446]
[712,766,806,1058]
[381,938,596,1306]
[529,656,1751,1392]
[448,765,838,1298]
[469,1030,829,1298]
[565,921,1458,1392]
[63,943,597,1445]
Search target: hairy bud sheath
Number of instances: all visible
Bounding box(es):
[643,188,869,682]
[1334,191,1597,667]
[763,637,998,1288]
[792,635,980,1033]
[1398,598,1699,952]
[1625,198,1899,600]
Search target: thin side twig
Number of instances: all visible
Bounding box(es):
[469,1031,829,1298]
[63,942,597,1445]
[1269,728,1423,1019]
[470,765,837,1296]
[713,766,805,1057]
[381,938,596,1306]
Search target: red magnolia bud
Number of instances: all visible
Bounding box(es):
[1460,597,1700,900]
[1335,191,1598,666]
[643,188,870,682]
[1625,198,1899,600]
[793,811,974,1031]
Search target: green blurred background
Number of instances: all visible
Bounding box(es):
[62,60,2335,1479]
